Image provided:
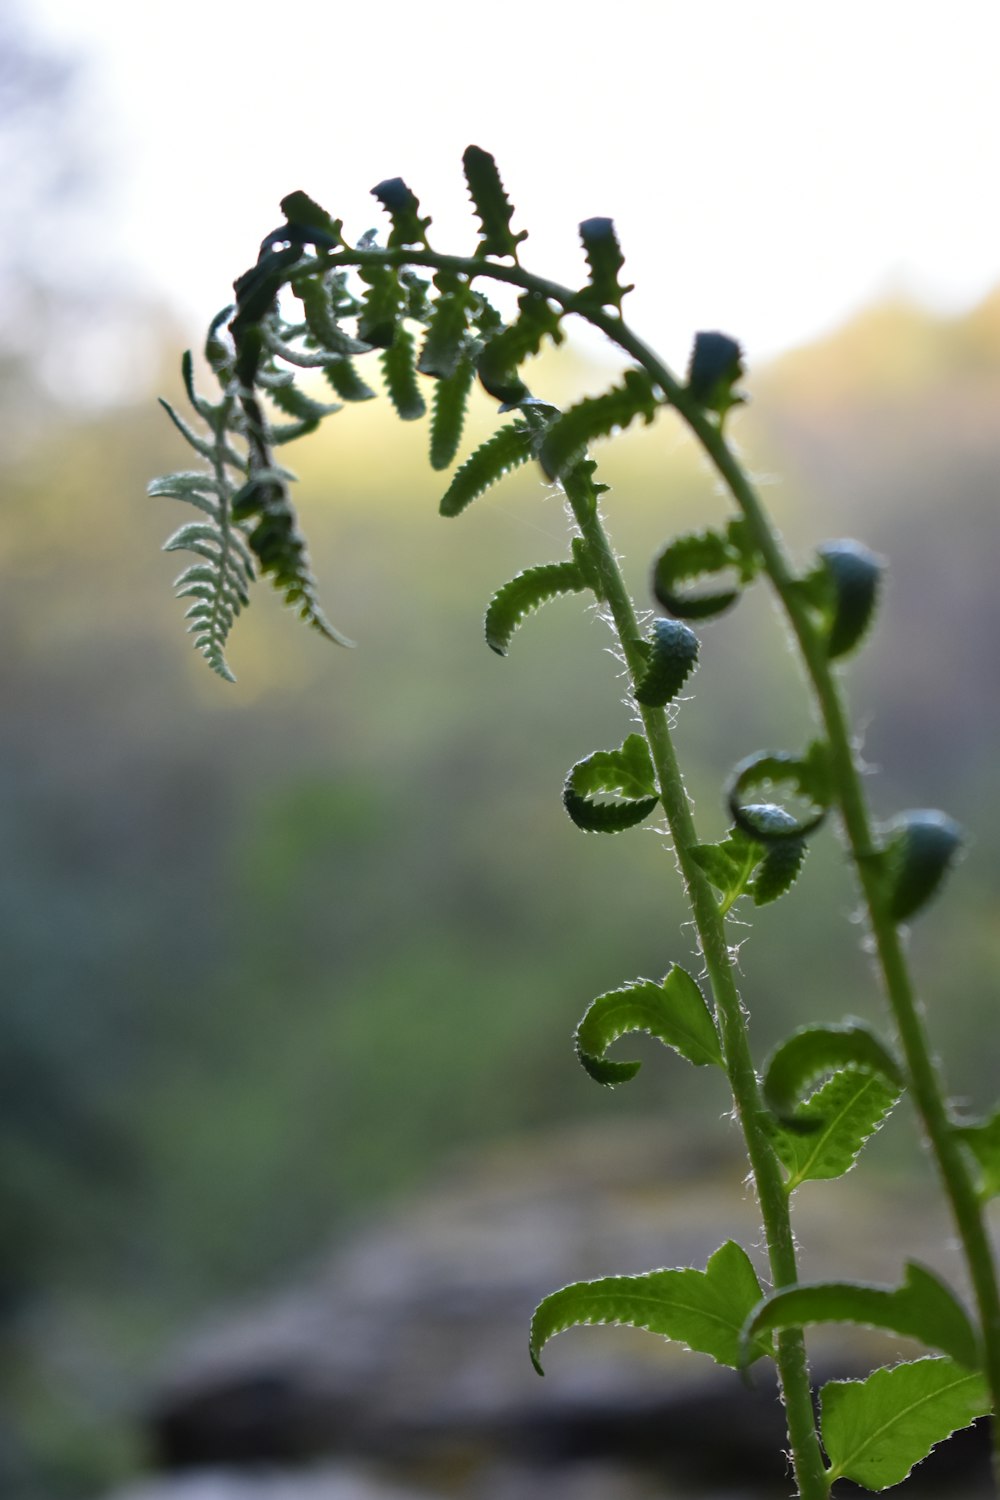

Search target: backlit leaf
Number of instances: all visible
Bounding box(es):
[652,518,759,620]
[741,1263,980,1371]
[765,1068,901,1191]
[763,1021,904,1125]
[563,733,659,833]
[575,966,722,1084]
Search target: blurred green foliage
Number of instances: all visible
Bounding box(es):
[1,290,999,1495]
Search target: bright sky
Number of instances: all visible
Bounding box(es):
[27,0,1000,373]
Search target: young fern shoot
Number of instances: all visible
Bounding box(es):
[150,147,999,1497]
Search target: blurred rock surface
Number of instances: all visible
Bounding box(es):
[108,1121,993,1498]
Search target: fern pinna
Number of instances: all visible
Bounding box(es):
[151,147,1000,1497]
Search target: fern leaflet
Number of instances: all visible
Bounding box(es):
[323,357,376,403]
[357,265,404,349]
[462,144,527,260]
[484,560,588,656]
[371,176,432,248]
[438,421,535,517]
[418,279,476,380]
[563,733,659,833]
[381,327,426,421]
[430,359,475,471]
[574,217,634,313]
[477,293,564,407]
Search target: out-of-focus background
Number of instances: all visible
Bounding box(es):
[3,2,1000,1497]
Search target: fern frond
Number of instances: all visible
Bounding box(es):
[371,177,432,248]
[163,519,256,573]
[381,327,426,421]
[438,421,534,517]
[429,359,475,471]
[574,217,634,313]
[462,145,527,260]
[751,833,808,906]
[484,559,588,656]
[538,369,658,479]
[268,417,321,445]
[162,521,255,683]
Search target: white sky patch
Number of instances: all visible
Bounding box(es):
[25,0,1000,370]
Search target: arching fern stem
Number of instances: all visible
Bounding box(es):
[562,463,830,1500]
[238,240,832,1495]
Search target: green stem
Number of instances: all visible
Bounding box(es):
[563,466,830,1500]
